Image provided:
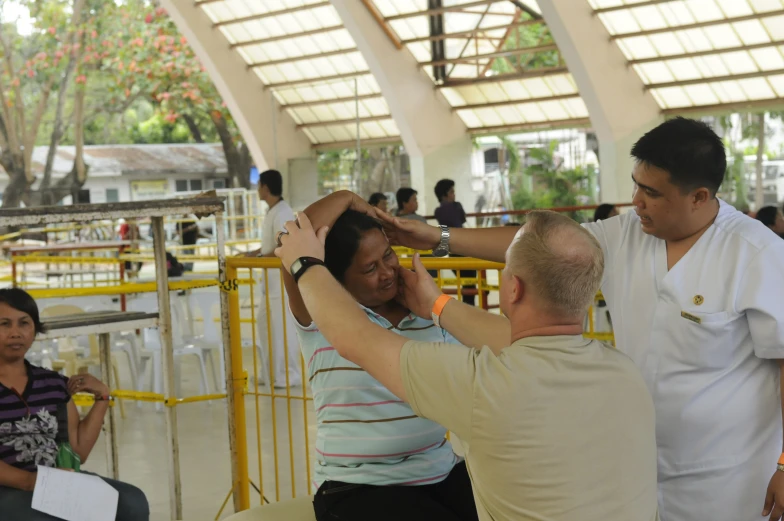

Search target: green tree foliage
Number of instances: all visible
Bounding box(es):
[509,140,594,221]
[0,0,250,208]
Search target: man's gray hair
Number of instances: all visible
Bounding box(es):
[508,211,604,318]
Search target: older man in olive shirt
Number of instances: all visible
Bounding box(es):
[274,202,658,521]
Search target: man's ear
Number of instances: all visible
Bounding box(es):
[510,274,525,304]
[692,187,712,208]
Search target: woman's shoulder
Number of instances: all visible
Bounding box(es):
[27,363,69,388]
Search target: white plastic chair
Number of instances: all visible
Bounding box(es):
[133,294,212,407]
[189,290,225,392]
[225,496,315,521]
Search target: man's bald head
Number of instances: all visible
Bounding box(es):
[506,211,604,319]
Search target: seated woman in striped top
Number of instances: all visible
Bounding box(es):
[0,288,149,520]
[282,192,478,521]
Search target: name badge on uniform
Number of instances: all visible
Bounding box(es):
[681,311,702,324]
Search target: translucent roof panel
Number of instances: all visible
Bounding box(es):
[196,0,594,144]
[367,0,592,132]
[198,0,398,145]
[589,0,784,110]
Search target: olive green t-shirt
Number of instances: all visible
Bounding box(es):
[400,335,659,521]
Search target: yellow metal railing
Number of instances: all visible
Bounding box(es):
[18,254,613,518]
[222,256,615,515]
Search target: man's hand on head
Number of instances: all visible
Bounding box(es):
[397,253,443,320]
[274,213,329,273]
[375,211,441,250]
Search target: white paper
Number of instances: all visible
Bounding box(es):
[31,466,119,521]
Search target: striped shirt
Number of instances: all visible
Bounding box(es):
[0,361,71,471]
[297,306,461,488]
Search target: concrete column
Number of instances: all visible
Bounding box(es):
[330,0,475,215]
[160,0,314,201]
[538,1,663,203]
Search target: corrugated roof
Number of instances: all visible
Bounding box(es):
[0,143,228,179]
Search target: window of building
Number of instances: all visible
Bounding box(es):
[175,179,204,192]
[76,189,90,204]
[106,188,119,203]
[212,179,226,189]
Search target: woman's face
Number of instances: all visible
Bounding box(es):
[376,199,388,213]
[0,303,36,363]
[342,229,400,308]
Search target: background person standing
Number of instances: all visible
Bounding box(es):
[434,179,475,306]
[245,170,301,388]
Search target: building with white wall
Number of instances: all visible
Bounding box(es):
[0,143,230,205]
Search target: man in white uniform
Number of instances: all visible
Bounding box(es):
[246,169,301,387]
[376,117,784,521]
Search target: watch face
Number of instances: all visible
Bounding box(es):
[291,259,304,273]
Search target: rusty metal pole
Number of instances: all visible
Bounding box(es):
[152,216,183,520]
[98,332,119,480]
[217,212,251,511]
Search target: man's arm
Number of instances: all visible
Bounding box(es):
[736,241,784,520]
[377,212,516,263]
[397,254,510,353]
[274,215,476,437]
[438,300,510,354]
[297,264,408,400]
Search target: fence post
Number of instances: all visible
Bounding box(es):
[222,258,251,512]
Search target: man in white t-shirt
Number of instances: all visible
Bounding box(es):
[246,169,301,387]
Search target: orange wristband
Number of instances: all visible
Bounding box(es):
[431,294,452,328]
[778,453,784,465]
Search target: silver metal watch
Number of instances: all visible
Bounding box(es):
[431,225,450,257]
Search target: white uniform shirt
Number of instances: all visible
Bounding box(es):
[584,199,784,521]
[261,199,296,256]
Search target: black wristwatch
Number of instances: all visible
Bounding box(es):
[290,256,325,283]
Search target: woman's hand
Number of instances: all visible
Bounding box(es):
[275,214,330,273]
[68,374,109,399]
[375,212,441,251]
[396,253,443,319]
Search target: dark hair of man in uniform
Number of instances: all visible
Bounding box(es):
[434,179,455,202]
[324,210,383,282]
[368,192,387,207]
[593,204,617,222]
[396,188,417,212]
[0,288,46,334]
[259,169,283,197]
[756,206,779,227]
[630,117,726,196]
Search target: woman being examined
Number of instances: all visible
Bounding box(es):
[0,288,149,521]
[281,192,478,521]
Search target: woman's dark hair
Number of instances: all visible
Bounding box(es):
[630,117,726,195]
[593,203,617,222]
[0,288,45,334]
[756,206,779,227]
[395,187,417,212]
[434,179,455,202]
[325,210,384,282]
[368,192,387,207]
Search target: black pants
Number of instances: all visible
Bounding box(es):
[313,461,478,521]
